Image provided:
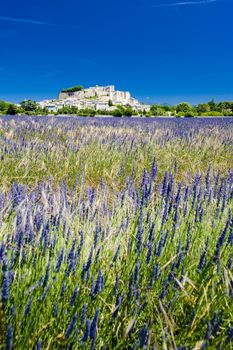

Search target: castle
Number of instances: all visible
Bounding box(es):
[39,85,150,113]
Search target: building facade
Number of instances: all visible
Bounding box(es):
[39,85,150,112]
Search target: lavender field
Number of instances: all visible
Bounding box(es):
[0,116,232,349]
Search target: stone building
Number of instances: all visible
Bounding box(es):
[39,85,151,112]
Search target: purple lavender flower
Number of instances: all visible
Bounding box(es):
[197,238,210,272]
[1,271,10,308]
[213,171,220,198]
[94,225,101,248]
[23,297,33,318]
[65,313,77,339]
[150,158,157,182]
[148,223,155,242]
[70,286,78,307]
[119,160,124,177]
[41,221,50,255]
[112,296,123,319]
[161,199,169,226]
[38,284,51,302]
[55,248,64,273]
[205,321,212,340]
[184,230,191,254]
[212,311,223,336]
[149,263,159,287]
[81,319,91,342]
[94,269,104,295]
[136,224,143,254]
[146,243,152,265]
[95,247,101,263]
[138,324,148,348]
[156,231,167,257]
[176,252,184,269]
[113,274,119,295]
[90,309,99,340]
[112,245,121,264]
[134,261,140,285]
[159,283,167,300]
[227,253,232,270]
[227,217,233,245]
[11,304,16,318]
[82,247,93,279]
[6,323,13,350]
[225,327,233,345]
[162,172,168,198]
[16,227,24,251]
[80,303,87,326]
[42,262,50,288]
[54,304,58,318]
[60,281,66,299]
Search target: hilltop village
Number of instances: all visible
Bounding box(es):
[38,85,151,113]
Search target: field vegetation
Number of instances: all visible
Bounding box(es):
[0,116,232,349]
[1,99,233,117]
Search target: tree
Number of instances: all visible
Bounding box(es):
[208,99,216,111]
[124,106,134,117]
[20,100,38,112]
[176,102,192,113]
[108,99,113,107]
[6,104,18,115]
[150,104,168,116]
[0,100,7,112]
[184,111,195,118]
[61,85,84,93]
[112,107,124,117]
[197,103,210,114]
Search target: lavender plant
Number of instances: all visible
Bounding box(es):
[0,116,232,349]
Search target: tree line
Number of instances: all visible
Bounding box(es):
[0,99,233,117]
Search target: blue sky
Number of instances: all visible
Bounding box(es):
[0,0,232,104]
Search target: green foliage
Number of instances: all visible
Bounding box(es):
[6,104,19,115]
[20,100,38,112]
[208,98,216,111]
[2,97,233,118]
[0,100,11,113]
[112,108,124,117]
[56,106,96,116]
[111,105,138,117]
[202,111,224,116]
[61,85,84,93]
[176,102,192,113]
[184,111,195,117]
[150,104,171,116]
[197,103,210,114]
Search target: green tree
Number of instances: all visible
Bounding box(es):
[0,100,11,113]
[61,85,84,93]
[20,100,38,112]
[150,104,167,116]
[208,99,216,111]
[176,102,192,113]
[184,111,195,118]
[6,104,18,115]
[197,103,210,114]
[112,107,124,117]
[124,106,134,117]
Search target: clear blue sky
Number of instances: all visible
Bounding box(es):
[0,0,232,104]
